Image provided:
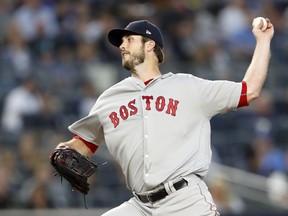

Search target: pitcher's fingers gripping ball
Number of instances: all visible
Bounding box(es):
[49,146,98,195]
[252,17,268,31]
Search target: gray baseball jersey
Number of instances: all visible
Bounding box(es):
[68,72,242,193]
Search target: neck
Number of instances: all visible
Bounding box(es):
[130,62,162,82]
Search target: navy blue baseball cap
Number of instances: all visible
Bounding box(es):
[108,20,164,49]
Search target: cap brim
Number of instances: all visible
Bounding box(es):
[108,28,141,48]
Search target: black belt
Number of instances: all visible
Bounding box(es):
[136,179,188,203]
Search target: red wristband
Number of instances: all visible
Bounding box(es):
[73,135,98,153]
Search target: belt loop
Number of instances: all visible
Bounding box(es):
[168,181,177,193]
[164,181,173,195]
[164,181,176,194]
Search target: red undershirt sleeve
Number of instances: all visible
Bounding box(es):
[237,81,249,108]
[73,134,98,153]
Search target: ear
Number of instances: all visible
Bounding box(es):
[146,40,156,52]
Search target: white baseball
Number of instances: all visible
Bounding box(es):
[252,17,268,31]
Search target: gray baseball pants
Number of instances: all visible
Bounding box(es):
[101,174,220,216]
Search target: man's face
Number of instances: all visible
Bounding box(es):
[120,35,145,71]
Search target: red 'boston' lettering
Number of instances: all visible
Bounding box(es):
[155,96,165,111]
[109,96,180,128]
[128,99,137,115]
[109,112,120,128]
[166,98,179,116]
[119,105,129,120]
[142,95,153,110]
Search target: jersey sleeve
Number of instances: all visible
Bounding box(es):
[197,78,242,117]
[68,102,104,147]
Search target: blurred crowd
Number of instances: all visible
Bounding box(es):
[1,0,288,214]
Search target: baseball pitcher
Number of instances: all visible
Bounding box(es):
[50,18,274,215]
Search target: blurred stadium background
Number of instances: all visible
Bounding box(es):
[1,0,288,215]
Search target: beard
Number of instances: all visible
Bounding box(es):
[122,46,145,71]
